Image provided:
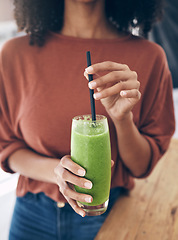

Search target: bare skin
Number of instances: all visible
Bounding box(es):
[84,62,151,177]
[60,0,120,39]
[9,0,151,217]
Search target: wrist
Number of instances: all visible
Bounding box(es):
[49,158,61,185]
[112,112,133,127]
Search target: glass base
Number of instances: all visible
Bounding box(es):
[77,199,109,216]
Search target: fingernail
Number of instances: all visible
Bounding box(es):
[120,91,127,96]
[93,92,101,100]
[85,66,93,74]
[85,197,92,203]
[84,72,89,80]
[88,81,96,89]
[84,181,92,189]
[78,169,85,176]
[80,211,85,217]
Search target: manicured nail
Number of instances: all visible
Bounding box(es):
[88,81,96,89]
[84,181,92,189]
[85,66,93,74]
[120,91,127,96]
[78,169,85,176]
[93,92,101,100]
[80,211,85,217]
[84,72,89,80]
[85,197,92,203]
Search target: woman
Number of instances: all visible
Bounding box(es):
[0,0,175,239]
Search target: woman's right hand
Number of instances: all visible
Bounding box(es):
[54,155,93,217]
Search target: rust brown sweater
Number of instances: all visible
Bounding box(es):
[0,32,175,202]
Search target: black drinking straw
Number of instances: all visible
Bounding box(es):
[86,51,96,122]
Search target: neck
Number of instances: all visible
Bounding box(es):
[60,0,119,39]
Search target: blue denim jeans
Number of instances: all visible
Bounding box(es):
[9,187,122,240]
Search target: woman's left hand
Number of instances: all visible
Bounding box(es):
[84,61,141,122]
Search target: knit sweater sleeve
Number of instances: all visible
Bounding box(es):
[136,46,175,178]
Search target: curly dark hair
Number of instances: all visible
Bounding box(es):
[13,0,164,46]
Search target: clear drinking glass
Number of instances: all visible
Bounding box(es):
[71,115,111,216]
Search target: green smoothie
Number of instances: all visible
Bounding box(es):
[71,115,111,206]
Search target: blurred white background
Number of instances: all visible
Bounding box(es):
[0,1,178,240]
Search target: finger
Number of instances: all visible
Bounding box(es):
[85,61,129,74]
[84,71,100,80]
[88,71,127,89]
[65,196,86,217]
[88,71,138,90]
[58,167,93,189]
[59,181,93,204]
[84,71,100,84]
[84,71,89,80]
[93,80,140,100]
[60,156,86,177]
[120,89,141,99]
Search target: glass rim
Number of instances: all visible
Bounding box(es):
[72,114,107,122]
